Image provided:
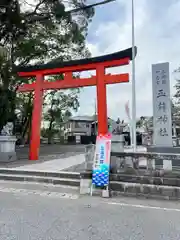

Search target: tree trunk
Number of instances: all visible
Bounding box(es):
[20,114,32,145]
[18,94,33,144]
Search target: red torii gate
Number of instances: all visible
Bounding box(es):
[17,47,137,160]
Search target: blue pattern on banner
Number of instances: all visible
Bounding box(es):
[92,164,109,187]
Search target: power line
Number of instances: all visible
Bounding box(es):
[66,0,116,13]
[27,0,116,23]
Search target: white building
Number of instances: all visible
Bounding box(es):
[64,115,95,144]
[64,115,129,144]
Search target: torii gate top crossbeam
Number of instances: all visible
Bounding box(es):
[16,47,137,77]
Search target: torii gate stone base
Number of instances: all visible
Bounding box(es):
[17,47,137,160]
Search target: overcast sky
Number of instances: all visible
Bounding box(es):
[75,0,180,121]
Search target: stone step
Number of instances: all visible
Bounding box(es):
[0,173,80,187]
[0,169,80,179]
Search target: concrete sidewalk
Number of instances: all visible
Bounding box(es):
[13,154,85,172]
[0,153,85,172]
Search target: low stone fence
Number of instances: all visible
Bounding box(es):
[111,151,180,174]
[84,144,180,174]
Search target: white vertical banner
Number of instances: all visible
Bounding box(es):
[125,100,132,144]
[152,62,172,147]
[92,134,111,187]
[125,100,131,120]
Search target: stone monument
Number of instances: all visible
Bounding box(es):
[0,122,17,162]
[147,62,179,154]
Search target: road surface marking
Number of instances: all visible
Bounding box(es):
[0,187,78,199]
[105,201,180,212]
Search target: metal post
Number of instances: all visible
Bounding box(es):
[131,0,136,152]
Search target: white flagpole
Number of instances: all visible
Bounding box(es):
[131,0,137,152]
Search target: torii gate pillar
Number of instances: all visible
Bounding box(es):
[96,65,108,134]
[30,74,44,159]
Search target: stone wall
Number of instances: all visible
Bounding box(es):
[80,171,180,200]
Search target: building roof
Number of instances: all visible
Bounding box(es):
[92,117,115,124]
[69,115,95,122]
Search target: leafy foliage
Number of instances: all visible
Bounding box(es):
[136,116,153,133]
[43,89,79,143]
[0,0,94,139]
[0,89,16,132]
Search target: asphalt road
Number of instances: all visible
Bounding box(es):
[0,181,180,239]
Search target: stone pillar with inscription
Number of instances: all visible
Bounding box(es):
[147,62,179,154]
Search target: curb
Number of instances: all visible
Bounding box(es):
[0,169,80,179]
[1,168,180,201]
[0,169,80,187]
[0,174,80,187]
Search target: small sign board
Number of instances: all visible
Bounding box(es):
[92,133,112,187]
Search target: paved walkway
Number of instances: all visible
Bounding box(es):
[4,154,85,172]
[0,154,85,172]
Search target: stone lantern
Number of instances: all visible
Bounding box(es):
[0,122,17,162]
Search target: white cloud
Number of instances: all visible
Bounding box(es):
[77,0,180,121]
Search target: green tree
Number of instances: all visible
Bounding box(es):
[136,116,153,132]
[0,0,94,136]
[15,92,33,144]
[43,89,79,143]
